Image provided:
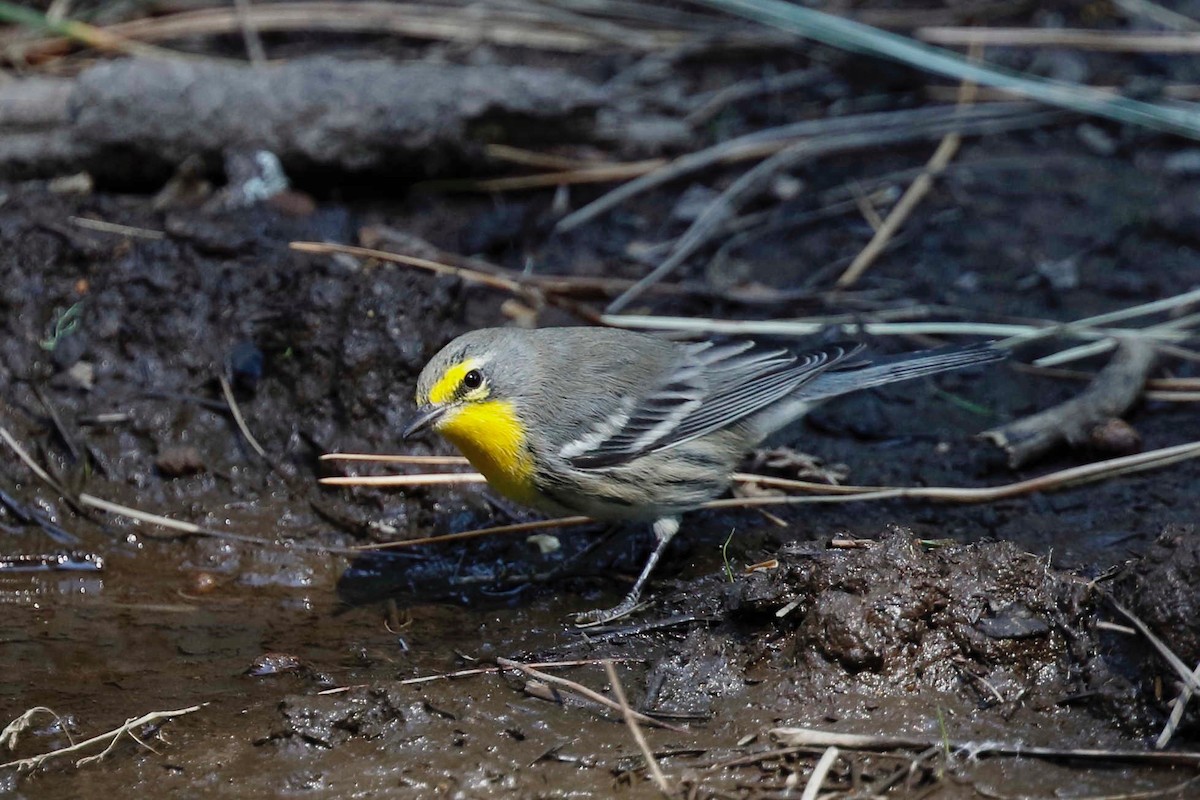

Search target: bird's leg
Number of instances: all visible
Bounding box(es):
[574,516,681,627]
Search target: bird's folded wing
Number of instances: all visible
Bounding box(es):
[564,341,862,469]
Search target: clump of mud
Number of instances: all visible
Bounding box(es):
[1108,523,1200,739]
[726,527,1132,711]
[1118,524,1200,666]
[267,686,410,749]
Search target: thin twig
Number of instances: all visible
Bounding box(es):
[1005,286,1200,344]
[604,660,672,795]
[495,658,684,731]
[981,339,1158,468]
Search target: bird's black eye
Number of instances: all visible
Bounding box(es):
[462,369,483,390]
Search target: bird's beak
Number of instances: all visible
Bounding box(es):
[402,404,449,439]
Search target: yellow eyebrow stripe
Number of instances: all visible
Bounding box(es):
[427,359,479,404]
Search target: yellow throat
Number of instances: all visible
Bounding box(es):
[437,399,536,506]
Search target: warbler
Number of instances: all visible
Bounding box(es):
[404,327,1003,624]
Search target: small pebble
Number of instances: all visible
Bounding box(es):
[246,652,306,677]
[156,445,206,477]
[1076,123,1117,157]
[1088,418,1141,455]
[190,572,220,594]
[1163,150,1200,176]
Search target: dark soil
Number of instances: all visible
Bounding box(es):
[2,6,1200,798]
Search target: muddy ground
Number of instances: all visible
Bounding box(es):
[2,4,1200,799]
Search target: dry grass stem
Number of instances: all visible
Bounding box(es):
[78,493,204,535]
[1014,363,1200,392]
[918,26,1200,52]
[1,4,196,60]
[16,2,691,57]
[687,67,826,125]
[718,439,1200,508]
[1106,598,1200,697]
[1157,660,1200,749]
[77,492,366,555]
[555,103,1041,234]
[468,160,668,192]
[68,216,165,239]
[321,453,471,465]
[600,315,1192,344]
[321,473,488,487]
[495,658,684,732]
[926,83,1200,103]
[290,241,528,296]
[219,375,267,459]
[2,707,70,751]
[800,746,840,800]
[0,705,203,772]
[769,726,1200,766]
[318,658,644,694]
[1146,391,1200,401]
[835,50,978,288]
[604,108,1060,313]
[328,439,1200,551]
[348,515,593,551]
[1113,0,1200,32]
[604,660,673,796]
[0,422,73,499]
[485,144,620,171]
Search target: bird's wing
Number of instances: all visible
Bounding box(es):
[563,341,863,469]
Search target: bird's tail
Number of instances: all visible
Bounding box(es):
[796,341,1006,402]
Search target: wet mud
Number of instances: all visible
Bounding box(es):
[2,22,1200,800]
